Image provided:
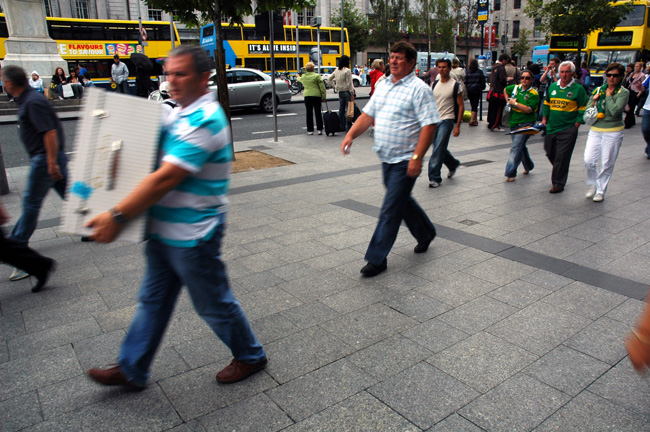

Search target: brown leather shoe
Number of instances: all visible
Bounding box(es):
[216,358,267,384]
[549,186,564,194]
[87,364,143,389]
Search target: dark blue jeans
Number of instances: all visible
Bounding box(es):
[428,119,460,183]
[505,122,535,177]
[10,151,68,245]
[118,225,266,386]
[642,109,650,156]
[338,90,352,131]
[365,161,437,266]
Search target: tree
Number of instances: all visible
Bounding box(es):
[511,28,531,63]
[404,0,454,66]
[331,0,370,59]
[368,0,407,57]
[453,0,478,58]
[525,0,632,68]
[145,0,315,123]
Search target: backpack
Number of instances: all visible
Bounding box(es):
[431,79,460,123]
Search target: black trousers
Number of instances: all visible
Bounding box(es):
[0,228,51,277]
[544,124,579,188]
[487,94,506,129]
[304,96,323,132]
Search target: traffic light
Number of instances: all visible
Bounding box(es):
[255,11,284,40]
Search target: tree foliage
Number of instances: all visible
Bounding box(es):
[524,0,631,65]
[145,0,315,123]
[405,0,454,56]
[510,28,531,62]
[331,0,370,58]
[368,0,407,57]
[454,0,478,56]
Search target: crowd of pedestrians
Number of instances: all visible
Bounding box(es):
[6,41,650,396]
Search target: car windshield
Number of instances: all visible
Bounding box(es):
[589,50,637,74]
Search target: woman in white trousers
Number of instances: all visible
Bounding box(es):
[584,62,629,202]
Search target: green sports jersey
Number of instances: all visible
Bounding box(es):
[542,81,588,135]
[505,84,539,126]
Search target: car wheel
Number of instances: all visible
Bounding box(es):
[261,94,274,113]
[353,80,360,88]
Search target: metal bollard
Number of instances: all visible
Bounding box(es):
[0,145,9,195]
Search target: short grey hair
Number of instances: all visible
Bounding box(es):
[168,45,212,75]
[559,61,575,73]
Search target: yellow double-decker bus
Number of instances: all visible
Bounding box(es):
[200,22,350,73]
[587,0,650,86]
[0,14,180,90]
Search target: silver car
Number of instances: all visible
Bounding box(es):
[207,68,292,113]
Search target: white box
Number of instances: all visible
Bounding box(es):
[60,88,162,243]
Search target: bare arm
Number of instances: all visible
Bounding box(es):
[85,162,190,243]
[340,113,374,155]
[454,93,464,137]
[407,124,437,178]
[43,130,63,180]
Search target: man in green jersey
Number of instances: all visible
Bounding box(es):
[542,61,588,193]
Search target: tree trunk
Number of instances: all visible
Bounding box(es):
[211,0,234,158]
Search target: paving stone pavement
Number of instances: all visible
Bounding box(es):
[2,116,650,431]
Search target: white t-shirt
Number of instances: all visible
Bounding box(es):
[433,79,462,121]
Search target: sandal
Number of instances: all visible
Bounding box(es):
[469,121,478,126]
[506,177,515,182]
[626,328,650,373]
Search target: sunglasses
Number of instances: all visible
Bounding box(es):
[606,73,621,78]
[520,76,532,80]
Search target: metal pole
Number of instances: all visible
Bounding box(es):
[170,16,175,48]
[317,23,321,74]
[340,0,344,56]
[296,24,299,71]
[269,12,278,142]
[478,22,485,121]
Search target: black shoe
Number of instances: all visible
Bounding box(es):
[32,259,55,293]
[414,232,436,253]
[360,260,387,277]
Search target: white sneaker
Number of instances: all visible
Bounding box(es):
[429,181,441,188]
[447,168,457,179]
[585,186,597,199]
[307,132,314,135]
[593,193,604,202]
[9,268,29,281]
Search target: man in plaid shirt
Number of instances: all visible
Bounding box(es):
[340,41,441,277]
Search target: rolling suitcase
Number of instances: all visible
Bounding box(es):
[323,101,341,136]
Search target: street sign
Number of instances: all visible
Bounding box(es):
[477,0,489,23]
[140,26,147,42]
[486,51,492,60]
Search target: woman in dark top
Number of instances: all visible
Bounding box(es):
[464,59,486,126]
[66,68,84,99]
[51,67,66,99]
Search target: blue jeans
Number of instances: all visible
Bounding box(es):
[505,122,535,177]
[642,109,650,156]
[338,90,352,131]
[118,225,266,387]
[115,81,128,94]
[428,119,460,183]
[365,161,436,266]
[10,151,68,245]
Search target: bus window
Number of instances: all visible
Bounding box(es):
[243,28,256,40]
[618,5,645,27]
[331,30,347,43]
[223,27,242,40]
[299,29,312,42]
[0,16,7,38]
[319,30,330,42]
[274,58,288,70]
[245,58,266,71]
[202,25,214,38]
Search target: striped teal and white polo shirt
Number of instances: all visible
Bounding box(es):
[150,93,233,247]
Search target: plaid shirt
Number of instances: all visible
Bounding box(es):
[364,72,440,163]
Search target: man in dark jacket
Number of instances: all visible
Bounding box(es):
[487,54,510,131]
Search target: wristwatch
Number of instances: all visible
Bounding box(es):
[412,154,421,160]
[109,208,128,225]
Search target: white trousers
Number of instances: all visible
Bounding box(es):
[584,129,624,195]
